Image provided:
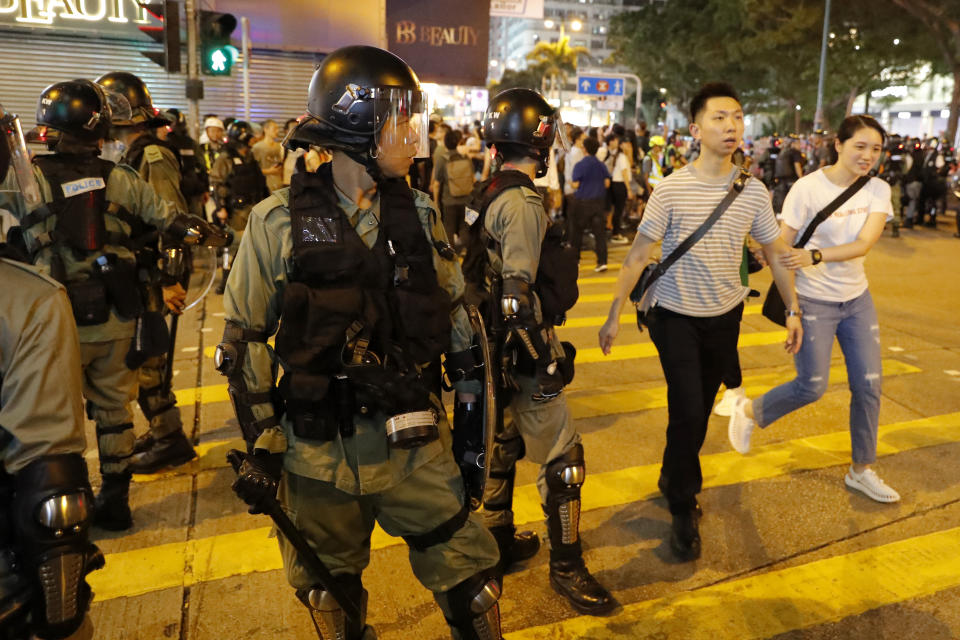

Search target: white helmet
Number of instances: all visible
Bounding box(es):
[204,116,225,130]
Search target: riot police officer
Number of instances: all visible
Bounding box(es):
[461,88,616,615]
[0,80,223,531]
[772,134,803,212]
[216,45,502,639]
[94,71,207,475]
[200,116,225,175]
[919,137,949,227]
[164,107,209,217]
[1,103,103,640]
[209,120,267,292]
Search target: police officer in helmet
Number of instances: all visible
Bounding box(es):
[216,45,502,639]
[163,107,209,217]
[94,71,224,476]
[461,88,616,615]
[210,119,267,293]
[1,103,104,640]
[1,79,221,531]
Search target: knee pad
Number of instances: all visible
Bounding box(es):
[442,571,502,640]
[297,574,367,640]
[545,444,585,548]
[11,454,105,640]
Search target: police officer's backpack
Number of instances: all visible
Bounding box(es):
[463,170,579,324]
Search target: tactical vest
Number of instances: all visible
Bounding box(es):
[24,154,143,324]
[223,146,267,210]
[462,170,579,325]
[273,165,452,440]
[168,132,209,198]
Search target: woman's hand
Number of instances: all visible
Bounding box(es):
[779,247,814,270]
[598,316,620,355]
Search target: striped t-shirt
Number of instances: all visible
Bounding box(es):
[636,164,780,316]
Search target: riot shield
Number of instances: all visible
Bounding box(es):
[466,304,499,501]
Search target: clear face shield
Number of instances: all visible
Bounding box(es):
[552,112,571,152]
[373,88,430,160]
[100,88,133,136]
[0,104,42,208]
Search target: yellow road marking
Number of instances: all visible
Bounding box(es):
[576,276,619,285]
[575,329,788,364]
[508,525,960,639]
[561,305,762,329]
[92,409,956,602]
[155,359,918,484]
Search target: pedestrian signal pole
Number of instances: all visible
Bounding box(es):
[185,0,201,138]
[814,0,831,131]
[241,16,251,122]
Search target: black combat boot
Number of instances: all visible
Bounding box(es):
[544,445,616,616]
[94,472,133,531]
[489,524,540,576]
[669,502,703,561]
[127,430,197,474]
[216,268,230,294]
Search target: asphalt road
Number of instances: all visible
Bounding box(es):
[85,213,960,640]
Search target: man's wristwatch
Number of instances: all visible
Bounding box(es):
[810,249,823,265]
[786,309,802,319]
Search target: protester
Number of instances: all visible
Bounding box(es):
[728,114,900,504]
[251,119,285,192]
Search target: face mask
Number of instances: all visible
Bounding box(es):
[101,140,126,163]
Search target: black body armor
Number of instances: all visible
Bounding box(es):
[168,131,209,198]
[222,146,267,212]
[23,154,143,325]
[272,165,452,445]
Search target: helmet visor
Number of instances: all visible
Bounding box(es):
[0,106,43,208]
[373,88,430,159]
[100,87,132,128]
[553,112,571,152]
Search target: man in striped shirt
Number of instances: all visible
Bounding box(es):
[598,83,803,561]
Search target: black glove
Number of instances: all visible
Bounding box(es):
[533,359,564,402]
[167,214,232,248]
[452,400,485,509]
[230,449,283,515]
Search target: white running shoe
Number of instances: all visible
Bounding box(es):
[610,234,630,245]
[714,386,746,417]
[728,396,755,454]
[594,264,608,272]
[844,467,901,503]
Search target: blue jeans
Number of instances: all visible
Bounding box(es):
[754,290,882,464]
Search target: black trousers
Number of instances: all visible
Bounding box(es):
[441,202,467,247]
[610,182,628,234]
[569,197,607,266]
[647,302,743,514]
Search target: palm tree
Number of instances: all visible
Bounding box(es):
[526,35,589,105]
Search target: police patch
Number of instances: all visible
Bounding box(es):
[61,177,106,198]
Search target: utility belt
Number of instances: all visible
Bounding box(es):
[59,253,144,326]
[281,363,440,450]
[508,335,576,385]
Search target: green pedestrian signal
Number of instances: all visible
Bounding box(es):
[199,11,237,76]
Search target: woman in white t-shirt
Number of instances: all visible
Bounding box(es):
[610,139,634,243]
[728,115,900,503]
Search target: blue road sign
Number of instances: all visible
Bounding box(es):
[576,75,626,97]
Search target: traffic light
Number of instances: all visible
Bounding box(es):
[139,1,181,73]
[200,11,238,76]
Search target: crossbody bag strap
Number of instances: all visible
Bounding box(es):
[793,175,870,248]
[648,167,752,287]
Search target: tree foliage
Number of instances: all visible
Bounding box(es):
[525,35,590,102]
[608,0,939,132]
[488,63,549,95]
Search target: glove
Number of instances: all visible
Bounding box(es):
[167,214,232,248]
[532,360,564,402]
[452,400,485,508]
[230,449,283,515]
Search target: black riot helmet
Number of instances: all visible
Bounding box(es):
[95,71,168,128]
[483,88,569,177]
[36,79,128,142]
[284,45,430,164]
[226,120,255,146]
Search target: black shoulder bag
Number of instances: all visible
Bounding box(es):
[629,167,752,331]
[761,175,870,326]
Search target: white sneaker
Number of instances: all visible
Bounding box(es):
[610,234,630,245]
[594,264,608,272]
[727,396,755,454]
[845,467,901,503]
[714,386,746,417]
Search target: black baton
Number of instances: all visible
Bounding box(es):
[225,450,363,624]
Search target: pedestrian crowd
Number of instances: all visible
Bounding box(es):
[0,44,958,640]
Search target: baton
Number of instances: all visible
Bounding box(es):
[226,450,363,624]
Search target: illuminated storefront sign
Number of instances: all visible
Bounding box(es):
[0,0,156,37]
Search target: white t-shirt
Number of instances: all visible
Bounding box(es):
[612,152,631,183]
[563,146,585,195]
[782,170,893,303]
